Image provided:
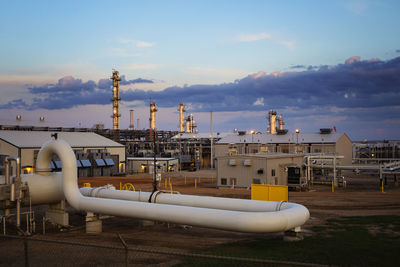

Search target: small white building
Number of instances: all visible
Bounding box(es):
[215,131,353,165]
[217,153,305,188]
[0,130,125,175]
[126,157,179,174]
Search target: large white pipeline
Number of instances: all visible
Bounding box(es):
[28,139,309,233]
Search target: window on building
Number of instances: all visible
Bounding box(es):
[252,178,261,184]
[271,169,276,177]
[221,178,227,185]
[230,178,237,185]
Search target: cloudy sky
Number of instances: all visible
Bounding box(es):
[1,0,400,140]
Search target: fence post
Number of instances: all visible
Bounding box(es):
[24,238,29,267]
[118,233,129,267]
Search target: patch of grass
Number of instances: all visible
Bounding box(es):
[177,215,400,266]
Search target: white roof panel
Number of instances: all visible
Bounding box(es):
[171,132,232,140]
[0,130,124,148]
[217,132,348,144]
[0,119,64,128]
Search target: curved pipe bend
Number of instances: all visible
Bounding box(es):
[37,139,310,233]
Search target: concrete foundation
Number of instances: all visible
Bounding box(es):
[45,201,69,226]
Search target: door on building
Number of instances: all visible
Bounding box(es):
[287,167,301,184]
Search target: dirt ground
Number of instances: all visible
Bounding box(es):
[2,170,400,265]
[75,170,400,248]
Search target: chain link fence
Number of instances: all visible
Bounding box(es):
[0,234,326,267]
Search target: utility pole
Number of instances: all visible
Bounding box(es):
[210,111,214,169]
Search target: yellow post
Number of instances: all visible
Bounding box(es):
[119,182,122,190]
[169,177,171,185]
[170,183,173,194]
[332,180,334,192]
[83,183,91,188]
[195,178,197,189]
[232,180,235,189]
[381,180,384,193]
[164,179,167,189]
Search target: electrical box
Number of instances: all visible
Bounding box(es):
[251,184,288,202]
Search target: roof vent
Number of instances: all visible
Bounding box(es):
[238,131,246,136]
[277,129,288,135]
[16,115,21,121]
[320,128,332,134]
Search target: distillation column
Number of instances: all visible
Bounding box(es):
[267,110,277,134]
[278,115,284,131]
[111,70,121,130]
[149,102,157,130]
[185,114,197,133]
[129,110,134,130]
[178,102,186,132]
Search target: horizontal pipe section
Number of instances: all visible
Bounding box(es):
[34,139,309,233]
[80,187,310,232]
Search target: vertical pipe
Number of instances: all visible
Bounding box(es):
[150,102,157,130]
[333,156,337,187]
[210,111,214,169]
[111,70,121,130]
[179,102,185,132]
[129,110,134,130]
[4,160,10,216]
[152,129,157,193]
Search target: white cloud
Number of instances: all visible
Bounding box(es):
[136,41,156,47]
[237,32,271,42]
[118,39,156,48]
[236,32,295,49]
[121,63,159,71]
[111,48,142,57]
[279,40,295,50]
[253,97,264,106]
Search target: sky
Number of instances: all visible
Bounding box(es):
[0,0,400,141]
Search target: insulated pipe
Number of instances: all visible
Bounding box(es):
[36,139,310,233]
[6,157,21,227]
[80,188,309,230]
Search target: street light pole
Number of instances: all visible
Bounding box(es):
[295,129,300,153]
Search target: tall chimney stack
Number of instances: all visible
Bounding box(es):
[149,102,157,129]
[137,119,140,130]
[178,102,186,132]
[129,110,134,130]
[267,110,277,134]
[111,70,121,130]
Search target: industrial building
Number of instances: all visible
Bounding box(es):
[217,153,305,188]
[352,140,400,163]
[126,157,179,174]
[0,130,125,176]
[215,130,353,165]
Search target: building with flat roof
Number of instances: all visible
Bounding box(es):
[217,153,305,188]
[0,130,125,175]
[215,131,352,165]
[126,157,179,174]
